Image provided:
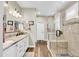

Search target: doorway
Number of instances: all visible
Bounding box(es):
[36,22,45,41]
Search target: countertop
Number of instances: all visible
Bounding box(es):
[3,34,29,51]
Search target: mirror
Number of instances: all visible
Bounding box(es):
[4,20,25,33]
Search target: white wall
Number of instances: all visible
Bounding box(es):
[47,16,55,32]
[0,2,4,57]
[22,8,36,47]
[55,13,61,30]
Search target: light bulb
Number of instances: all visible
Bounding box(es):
[19,14,22,17]
[13,13,15,16]
[9,11,12,14]
[12,11,17,17]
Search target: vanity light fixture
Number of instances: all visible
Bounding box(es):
[13,8,17,17]
[13,11,17,17]
[8,9,22,18]
[17,11,22,18]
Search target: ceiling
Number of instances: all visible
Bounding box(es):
[17,1,76,16]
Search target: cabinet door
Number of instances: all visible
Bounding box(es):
[24,37,28,49]
[22,37,29,54]
[16,40,24,57]
[16,38,27,57]
[3,44,17,57]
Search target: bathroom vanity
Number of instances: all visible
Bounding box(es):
[3,34,29,57]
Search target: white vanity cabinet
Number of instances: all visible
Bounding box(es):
[23,36,29,51]
[16,39,25,57]
[65,2,79,20]
[3,36,29,57]
[16,36,29,57]
[3,44,17,57]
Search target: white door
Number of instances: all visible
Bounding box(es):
[37,22,45,41]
